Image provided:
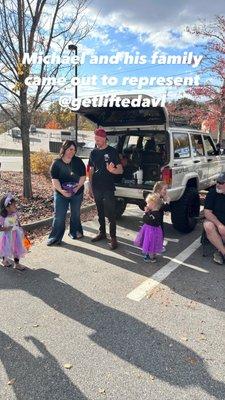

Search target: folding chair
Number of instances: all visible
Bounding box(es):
[201,228,215,257]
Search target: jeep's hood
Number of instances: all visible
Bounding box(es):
[77,94,168,128]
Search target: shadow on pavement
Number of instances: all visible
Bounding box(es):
[0,269,225,399]
[0,331,87,400]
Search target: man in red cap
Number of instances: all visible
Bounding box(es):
[88,127,123,249]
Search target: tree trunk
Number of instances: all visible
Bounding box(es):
[20,98,32,198]
[217,118,224,145]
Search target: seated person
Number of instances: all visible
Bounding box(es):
[119,152,135,180]
[144,136,156,152]
[203,172,225,264]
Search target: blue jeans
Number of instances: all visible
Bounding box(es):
[48,191,83,244]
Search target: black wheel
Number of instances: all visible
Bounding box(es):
[170,187,200,233]
[115,198,127,219]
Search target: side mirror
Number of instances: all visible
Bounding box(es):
[174,152,180,159]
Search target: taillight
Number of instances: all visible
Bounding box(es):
[86,162,90,177]
[161,167,172,185]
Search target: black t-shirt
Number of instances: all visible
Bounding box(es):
[89,145,120,191]
[158,202,170,227]
[50,156,86,195]
[143,210,162,227]
[204,187,225,225]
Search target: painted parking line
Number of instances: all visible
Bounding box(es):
[164,237,179,243]
[127,237,201,302]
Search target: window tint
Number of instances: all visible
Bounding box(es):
[203,135,216,156]
[191,134,204,157]
[107,135,119,148]
[173,132,190,158]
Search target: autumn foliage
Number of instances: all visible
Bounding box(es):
[45,119,61,129]
[30,151,54,177]
[186,16,225,141]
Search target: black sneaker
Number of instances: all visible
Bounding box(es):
[91,233,107,242]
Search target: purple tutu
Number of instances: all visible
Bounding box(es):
[0,228,26,259]
[134,224,163,254]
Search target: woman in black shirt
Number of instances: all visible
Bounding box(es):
[47,140,86,246]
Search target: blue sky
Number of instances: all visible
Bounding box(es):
[58,0,224,102]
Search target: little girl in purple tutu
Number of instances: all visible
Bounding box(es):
[0,194,26,270]
[134,193,163,263]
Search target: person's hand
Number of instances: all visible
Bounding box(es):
[106,162,115,173]
[144,205,150,212]
[164,195,170,203]
[73,183,80,194]
[4,226,13,232]
[61,190,71,198]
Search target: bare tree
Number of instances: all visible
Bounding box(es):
[0,0,92,197]
[187,16,225,143]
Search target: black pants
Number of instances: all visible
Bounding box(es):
[93,189,116,238]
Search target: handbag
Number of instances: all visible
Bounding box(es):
[23,234,31,250]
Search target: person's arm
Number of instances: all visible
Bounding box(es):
[106,162,123,175]
[52,179,71,197]
[73,159,86,193]
[74,175,86,193]
[161,202,170,212]
[88,167,94,198]
[106,148,123,175]
[0,217,12,231]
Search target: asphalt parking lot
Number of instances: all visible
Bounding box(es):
[0,205,225,400]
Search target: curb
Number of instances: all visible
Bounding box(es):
[23,203,96,232]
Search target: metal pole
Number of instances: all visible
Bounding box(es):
[74,46,78,145]
[68,44,78,144]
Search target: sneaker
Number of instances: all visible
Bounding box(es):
[143,254,150,262]
[149,256,157,263]
[162,246,166,253]
[47,240,61,246]
[13,263,26,271]
[213,251,224,265]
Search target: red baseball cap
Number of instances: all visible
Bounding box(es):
[95,128,107,138]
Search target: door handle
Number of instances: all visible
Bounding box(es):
[207,159,213,162]
[194,160,200,163]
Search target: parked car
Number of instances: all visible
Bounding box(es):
[29,124,37,133]
[78,94,225,233]
[11,127,21,138]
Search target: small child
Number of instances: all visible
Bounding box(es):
[0,194,26,270]
[134,193,163,262]
[153,181,171,250]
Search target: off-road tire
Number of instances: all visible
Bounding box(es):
[170,187,200,233]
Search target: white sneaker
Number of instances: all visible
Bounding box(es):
[213,251,224,265]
